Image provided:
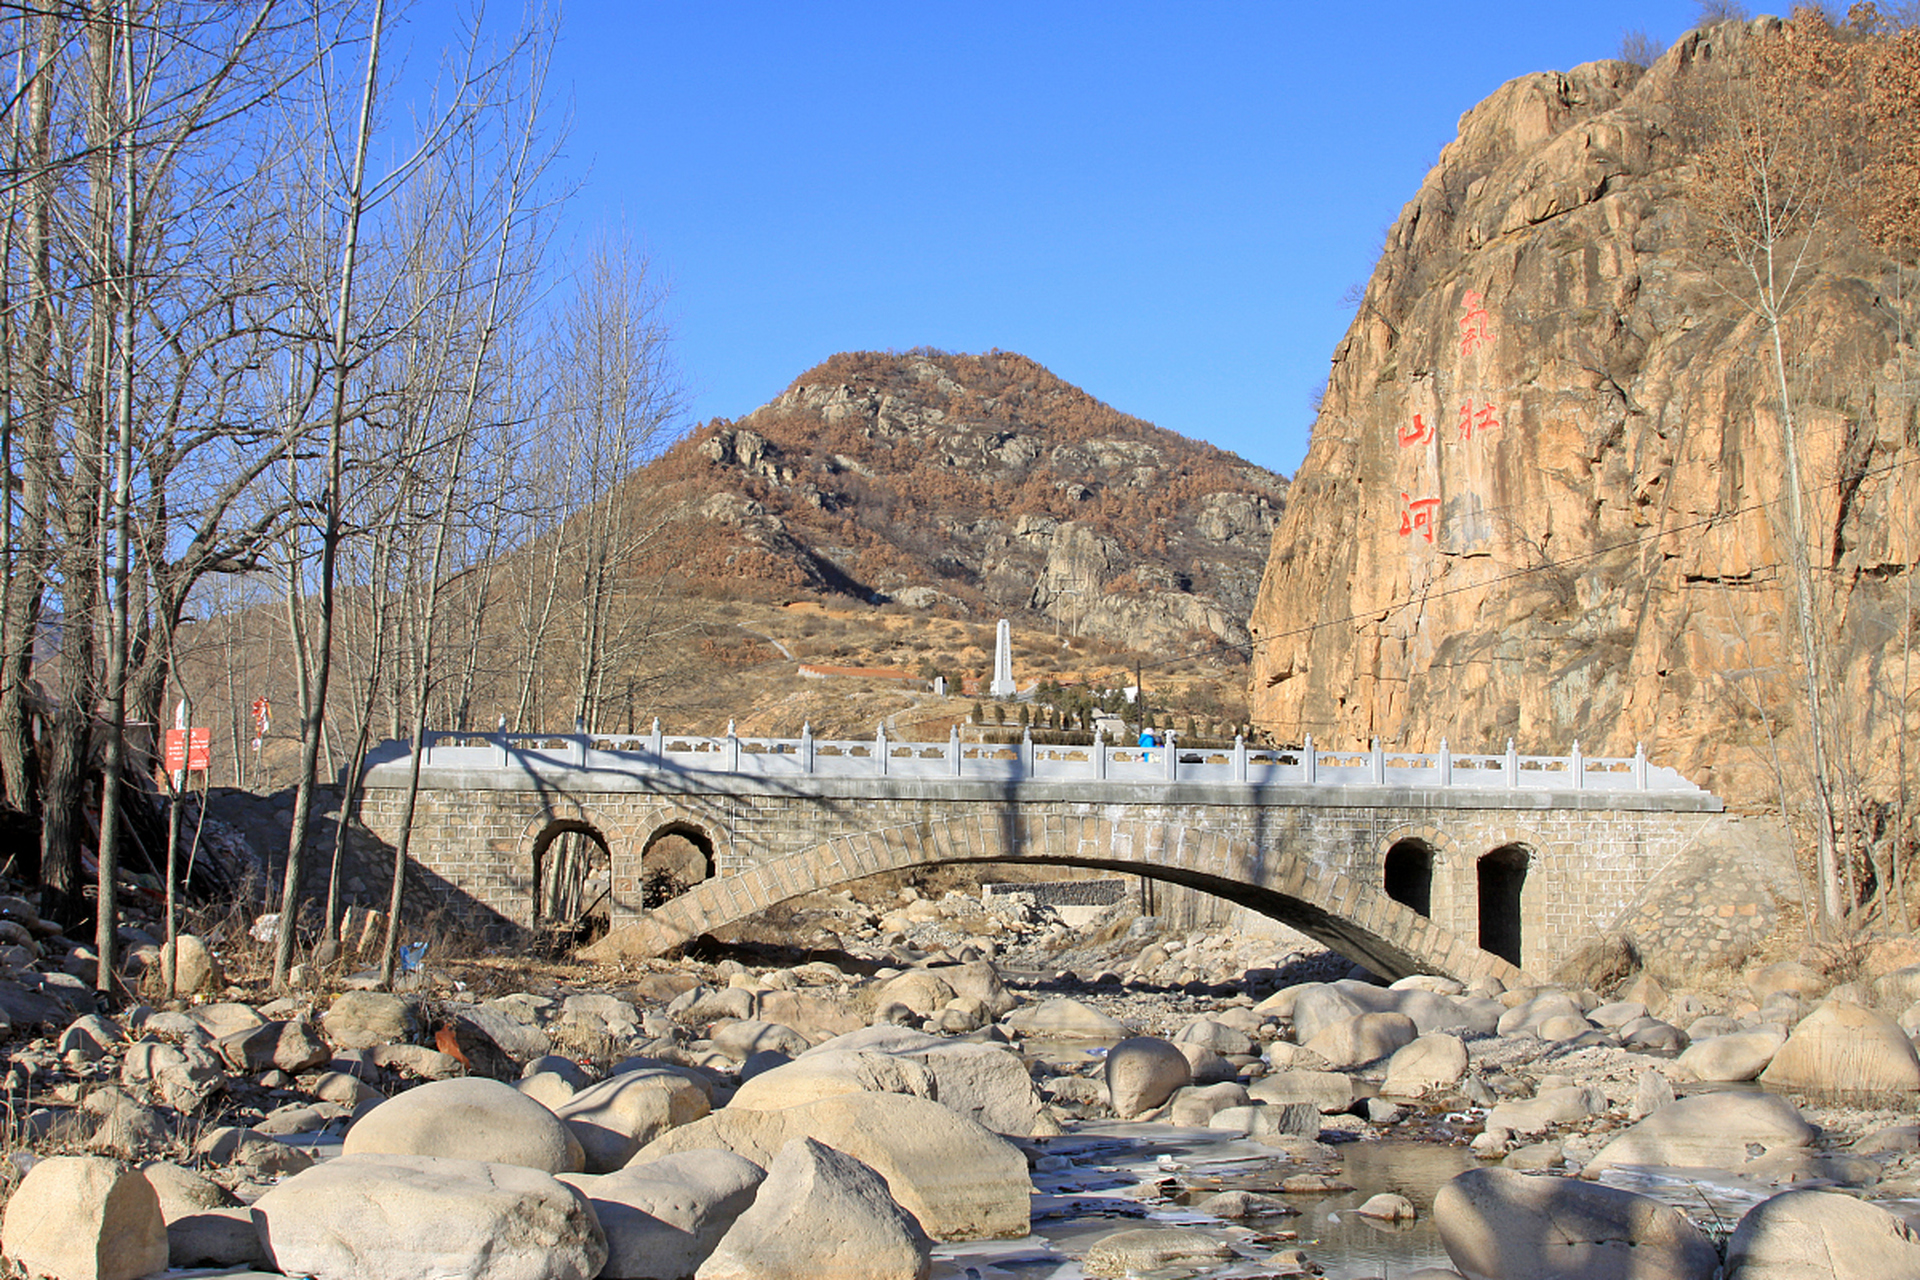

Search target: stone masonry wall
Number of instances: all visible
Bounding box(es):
[352,779,1732,976]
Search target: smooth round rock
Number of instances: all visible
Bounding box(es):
[1105,1036,1192,1118]
[1083,1227,1235,1278]
[345,1076,585,1173]
[1,1155,169,1280]
[1759,1000,1920,1097]
[1726,1188,1920,1279]
[1436,1167,1718,1280]
[252,1153,606,1280]
[1585,1091,1816,1175]
[1382,1033,1469,1098]
[693,1137,929,1280]
[1678,1029,1785,1083]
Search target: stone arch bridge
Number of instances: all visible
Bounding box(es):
[353,725,1727,985]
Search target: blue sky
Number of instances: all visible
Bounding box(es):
[402,1,1707,477]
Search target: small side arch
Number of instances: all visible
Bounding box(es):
[529,819,612,931]
[1384,839,1436,918]
[639,822,717,907]
[1378,824,1458,925]
[520,802,639,933]
[1477,842,1534,967]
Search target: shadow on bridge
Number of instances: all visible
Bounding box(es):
[580,806,1528,986]
[355,737,1532,985]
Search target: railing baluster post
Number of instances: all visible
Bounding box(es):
[727,720,740,772]
[1634,741,1647,791]
[572,718,587,766]
[1370,737,1384,785]
[1506,737,1518,789]
[1166,730,1177,781]
[1233,733,1246,782]
[494,716,508,769]
[649,717,662,760]
[950,724,962,777]
[876,724,888,777]
[1094,727,1107,780]
[802,722,814,775]
[1439,737,1452,787]
[1021,726,1032,780]
[1571,739,1584,791]
[1304,733,1317,785]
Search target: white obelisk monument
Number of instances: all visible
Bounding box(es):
[989,618,1016,698]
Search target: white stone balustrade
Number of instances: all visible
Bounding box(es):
[405,722,1705,798]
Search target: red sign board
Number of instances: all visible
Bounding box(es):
[164,728,213,773]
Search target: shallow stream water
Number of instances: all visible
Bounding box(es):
[936,1124,1474,1280]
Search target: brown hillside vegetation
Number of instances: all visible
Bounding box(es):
[630,349,1286,654]
[174,351,1274,794]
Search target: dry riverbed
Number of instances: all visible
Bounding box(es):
[4,885,1920,1279]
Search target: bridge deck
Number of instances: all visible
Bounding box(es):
[365,725,1721,812]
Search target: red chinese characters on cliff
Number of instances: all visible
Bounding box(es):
[1458,289,1493,356]
[1394,288,1503,544]
[1457,398,1500,441]
[1399,493,1441,543]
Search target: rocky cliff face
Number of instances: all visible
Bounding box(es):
[642,350,1286,654]
[1248,21,1918,813]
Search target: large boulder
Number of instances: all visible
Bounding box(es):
[794,1029,1054,1135]
[1435,1167,1719,1280]
[252,1153,606,1280]
[1758,1000,1920,1097]
[1174,1018,1255,1057]
[554,1069,711,1173]
[166,1207,269,1270]
[0,1155,169,1280]
[1287,983,1366,1043]
[708,1020,812,1060]
[1303,1011,1418,1069]
[1484,1085,1606,1136]
[1382,1033,1470,1098]
[1104,1037,1191,1118]
[695,1138,930,1280]
[1725,1188,1920,1279]
[345,1076,586,1174]
[1247,1069,1352,1115]
[562,1149,765,1280]
[940,961,1018,1018]
[216,1019,332,1075]
[634,1090,1030,1241]
[322,991,420,1050]
[1082,1227,1236,1278]
[155,933,220,995]
[1584,1091,1817,1175]
[912,1041,1058,1136]
[1496,992,1586,1038]
[139,1160,241,1220]
[1003,997,1129,1038]
[752,989,867,1042]
[876,971,956,1018]
[1677,1029,1785,1083]
[728,1051,936,1112]
[122,1038,226,1111]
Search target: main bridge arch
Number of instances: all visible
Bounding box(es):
[584,813,1528,986]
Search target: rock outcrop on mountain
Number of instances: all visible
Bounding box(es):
[1248,19,1918,815]
[638,350,1286,654]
